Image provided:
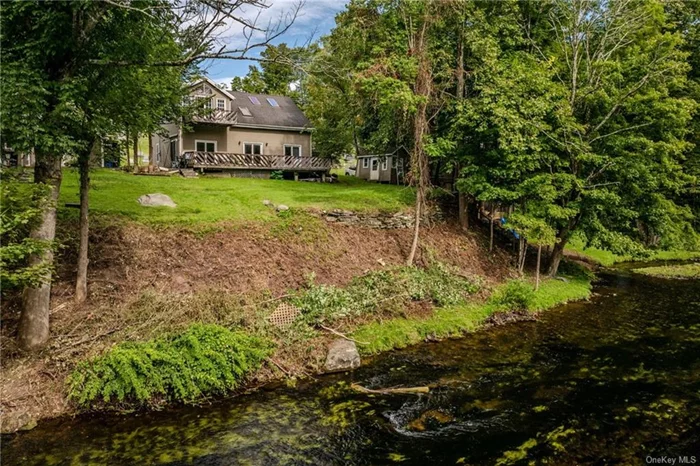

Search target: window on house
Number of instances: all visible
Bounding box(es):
[248,96,261,105]
[195,140,216,152]
[244,143,263,155]
[201,97,212,109]
[284,145,301,158]
[239,106,252,116]
[382,159,388,171]
[156,143,161,162]
[266,97,279,107]
[217,99,225,110]
[362,158,369,169]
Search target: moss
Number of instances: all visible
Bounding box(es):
[632,263,700,279]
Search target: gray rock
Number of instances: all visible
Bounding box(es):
[262,199,272,206]
[1,412,36,434]
[324,339,361,373]
[325,216,338,222]
[276,204,289,212]
[137,193,176,208]
[554,276,570,283]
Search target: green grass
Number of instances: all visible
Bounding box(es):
[352,274,592,355]
[60,169,414,225]
[632,263,700,279]
[566,238,700,266]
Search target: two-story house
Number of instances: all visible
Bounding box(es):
[151,78,332,178]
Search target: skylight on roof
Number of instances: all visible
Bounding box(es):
[239,107,252,116]
[266,97,279,107]
[248,96,260,105]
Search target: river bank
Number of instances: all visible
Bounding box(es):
[4,267,698,465]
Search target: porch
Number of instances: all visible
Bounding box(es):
[183,151,333,172]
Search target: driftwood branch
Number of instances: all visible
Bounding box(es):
[350,383,430,395]
[319,325,368,345]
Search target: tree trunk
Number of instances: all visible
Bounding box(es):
[546,237,568,277]
[489,216,494,252]
[535,244,542,291]
[75,141,97,304]
[125,126,131,168]
[18,153,62,351]
[148,134,154,168]
[458,191,468,231]
[132,131,139,171]
[406,14,432,266]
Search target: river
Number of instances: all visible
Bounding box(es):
[3,267,699,465]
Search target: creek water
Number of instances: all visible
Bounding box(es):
[3,267,700,465]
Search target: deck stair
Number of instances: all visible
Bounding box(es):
[179,168,198,178]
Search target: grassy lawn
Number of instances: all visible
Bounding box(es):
[566,238,700,266]
[59,169,414,225]
[633,263,700,279]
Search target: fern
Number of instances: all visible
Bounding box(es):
[69,324,273,407]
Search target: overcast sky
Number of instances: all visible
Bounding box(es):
[200,0,347,89]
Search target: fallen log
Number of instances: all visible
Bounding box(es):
[350,383,430,395]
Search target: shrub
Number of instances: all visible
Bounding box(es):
[0,170,52,291]
[68,324,272,407]
[489,280,535,312]
[270,170,284,180]
[292,263,480,325]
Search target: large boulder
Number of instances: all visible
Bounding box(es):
[324,339,361,373]
[137,193,177,208]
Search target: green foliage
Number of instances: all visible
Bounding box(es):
[488,280,535,312]
[353,274,593,355]
[0,171,52,290]
[270,170,284,180]
[292,263,480,325]
[68,324,273,407]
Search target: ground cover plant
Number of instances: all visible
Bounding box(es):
[59,169,414,226]
[68,324,272,407]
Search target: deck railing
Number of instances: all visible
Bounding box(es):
[183,151,334,171]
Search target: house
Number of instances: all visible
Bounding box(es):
[355,154,404,184]
[150,78,332,178]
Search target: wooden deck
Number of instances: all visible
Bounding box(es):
[184,151,334,171]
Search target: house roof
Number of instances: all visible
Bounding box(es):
[229,91,311,131]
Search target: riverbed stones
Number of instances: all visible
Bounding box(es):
[324,339,361,373]
[137,193,177,208]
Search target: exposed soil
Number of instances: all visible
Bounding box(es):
[0,217,514,432]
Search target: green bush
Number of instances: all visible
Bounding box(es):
[292,263,480,325]
[270,170,284,180]
[489,280,535,312]
[68,324,272,407]
[0,170,52,291]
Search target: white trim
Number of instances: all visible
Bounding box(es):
[362,158,369,168]
[216,98,226,110]
[284,144,302,158]
[194,139,217,152]
[190,77,236,100]
[369,157,379,181]
[232,123,312,132]
[243,142,263,155]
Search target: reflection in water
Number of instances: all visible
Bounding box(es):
[3,270,700,465]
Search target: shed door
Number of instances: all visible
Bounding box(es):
[370,158,379,181]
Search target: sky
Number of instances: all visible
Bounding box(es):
[199,0,347,89]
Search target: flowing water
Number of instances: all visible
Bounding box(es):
[3,267,700,465]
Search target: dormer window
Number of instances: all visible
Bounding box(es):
[217,99,225,110]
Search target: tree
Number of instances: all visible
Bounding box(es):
[1,0,302,350]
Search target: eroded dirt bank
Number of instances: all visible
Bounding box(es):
[1,218,513,430]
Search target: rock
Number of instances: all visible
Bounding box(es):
[1,412,36,434]
[325,216,338,222]
[262,199,272,206]
[324,339,360,373]
[276,204,289,212]
[554,276,570,283]
[137,193,176,208]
